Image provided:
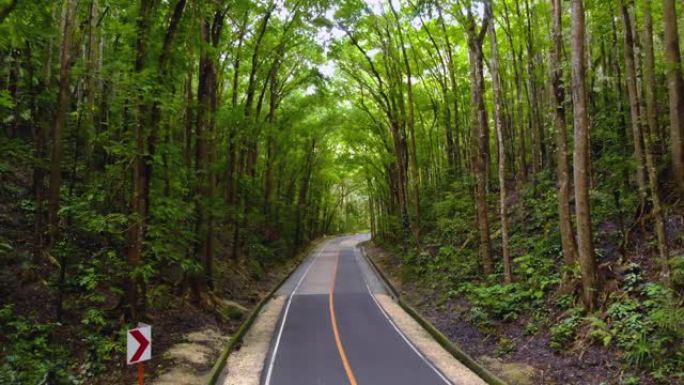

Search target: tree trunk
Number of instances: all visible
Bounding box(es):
[464,8,492,276]
[184,62,194,168]
[523,0,543,175]
[620,2,647,201]
[49,0,76,322]
[233,5,274,259]
[126,0,155,319]
[226,11,249,211]
[488,3,512,284]
[295,139,316,254]
[30,41,48,265]
[501,1,528,183]
[551,0,578,292]
[663,0,684,191]
[195,8,223,293]
[642,0,671,283]
[389,1,420,242]
[436,3,461,175]
[610,9,631,191]
[571,0,600,310]
[47,0,76,249]
[262,34,288,219]
[144,0,187,218]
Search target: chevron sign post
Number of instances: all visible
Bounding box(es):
[127,324,151,385]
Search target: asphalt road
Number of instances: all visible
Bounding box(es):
[261,234,453,385]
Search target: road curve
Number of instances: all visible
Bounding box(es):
[259,234,482,385]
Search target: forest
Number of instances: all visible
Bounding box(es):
[0,0,683,384]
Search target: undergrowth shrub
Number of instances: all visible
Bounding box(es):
[461,283,530,321]
[550,308,585,351]
[670,255,684,290]
[0,305,72,384]
[402,245,479,292]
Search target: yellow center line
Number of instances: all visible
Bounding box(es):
[329,250,359,385]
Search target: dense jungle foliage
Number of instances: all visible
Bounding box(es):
[1,0,683,383]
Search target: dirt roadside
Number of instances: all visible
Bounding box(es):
[362,242,613,385]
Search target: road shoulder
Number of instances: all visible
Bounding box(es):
[373,294,488,385]
[219,296,287,385]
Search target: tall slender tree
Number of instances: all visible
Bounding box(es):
[126,0,157,318]
[620,1,647,202]
[459,0,493,276]
[51,0,77,321]
[488,1,512,284]
[389,1,420,242]
[47,0,76,248]
[662,0,684,191]
[550,0,578,291]
[642,0,671,282]
[571,0,600,310]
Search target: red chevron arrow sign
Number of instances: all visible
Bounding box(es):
[127,324,151,365]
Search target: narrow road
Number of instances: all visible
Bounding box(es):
[261,234,456,385]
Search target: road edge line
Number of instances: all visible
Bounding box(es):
[205,237,328,385]
[263,239,330,385]
[353,245,451,384]
[364,281,452,385]
[359,244,509,385]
